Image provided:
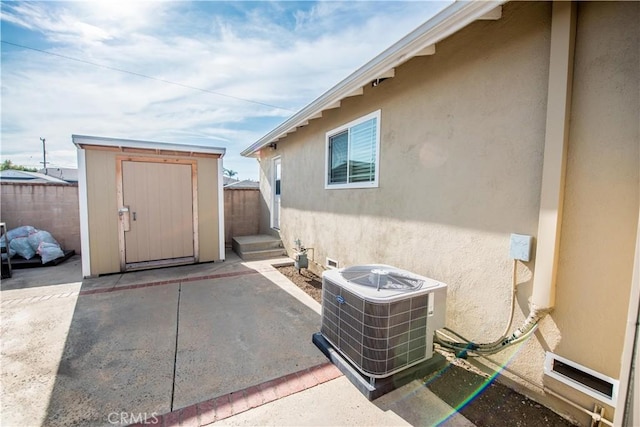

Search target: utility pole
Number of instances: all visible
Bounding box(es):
[40,137,47,173]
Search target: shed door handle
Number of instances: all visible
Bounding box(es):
[132,212,137,221]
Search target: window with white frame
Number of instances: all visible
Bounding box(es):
[325,110,380,189]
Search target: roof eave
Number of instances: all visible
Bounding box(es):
[241,0,505,158]
[72,134,226,157]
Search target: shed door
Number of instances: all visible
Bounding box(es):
[122,161,194,265]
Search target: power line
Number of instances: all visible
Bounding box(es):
[1,40,295,112]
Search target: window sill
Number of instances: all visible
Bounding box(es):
[325,181,379,190]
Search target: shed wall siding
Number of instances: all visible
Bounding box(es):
[84,149,222,274]
[86,149,120,275]
[197,157,221,261]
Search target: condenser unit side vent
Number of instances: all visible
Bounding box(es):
[544,352,619,407]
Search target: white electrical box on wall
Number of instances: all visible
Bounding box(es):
[510,233,533,262]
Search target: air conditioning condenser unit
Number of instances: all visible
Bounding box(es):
[320,264,447,379]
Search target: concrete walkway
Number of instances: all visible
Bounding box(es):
[1,252,476,427]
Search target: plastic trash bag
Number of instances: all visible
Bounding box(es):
[6,225,37,241]
[38,242,64,264]
[10,237,36,260]
[27,230,60,251]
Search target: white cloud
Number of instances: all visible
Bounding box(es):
[1,1,451,179]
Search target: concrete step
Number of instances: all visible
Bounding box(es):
[232,235,283,252]
[232,235,286,261]
[238,248,288,261]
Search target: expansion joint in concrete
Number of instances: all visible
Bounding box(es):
[170,282,182,411]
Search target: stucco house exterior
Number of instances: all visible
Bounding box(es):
[242,1,639,425]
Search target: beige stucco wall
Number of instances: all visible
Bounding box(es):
[257,2,639,424]
[258,158,280,239]
[84,149,222,275]
[0,182,81,254]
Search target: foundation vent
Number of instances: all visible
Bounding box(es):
[326,257,339,269]
[544,352,619,406]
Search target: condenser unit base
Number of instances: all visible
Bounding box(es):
[312,332,446,401]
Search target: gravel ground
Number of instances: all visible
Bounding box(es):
[275,265,577,426]
[276,265,322,303]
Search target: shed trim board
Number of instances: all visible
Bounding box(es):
[72,134,225,157]
[217,158,226,261]
[77,147,92,278]
[72,135,225,276]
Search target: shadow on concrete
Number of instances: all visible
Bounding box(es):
[1,255,82,290]
[42,259,325,426]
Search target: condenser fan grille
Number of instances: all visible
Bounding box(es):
[341,265,424,290]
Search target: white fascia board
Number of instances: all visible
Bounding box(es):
[72,134,226,157]
[241,0,506,157]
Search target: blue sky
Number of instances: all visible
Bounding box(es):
[1,1,450,180]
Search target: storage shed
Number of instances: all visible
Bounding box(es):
[73,135,226,278]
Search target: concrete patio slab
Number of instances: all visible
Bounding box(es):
[0,254,83,290]
[2,252,477,427]
[1,253,325,426]
[173,272,326,409]
[0,283,81,427]
[43,284,180,426]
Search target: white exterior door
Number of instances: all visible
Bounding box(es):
[272,157,281,230]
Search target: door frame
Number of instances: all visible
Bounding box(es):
[271,156,281,230]
[116,156,199,271]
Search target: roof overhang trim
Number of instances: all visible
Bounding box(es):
[72,134,226,157]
